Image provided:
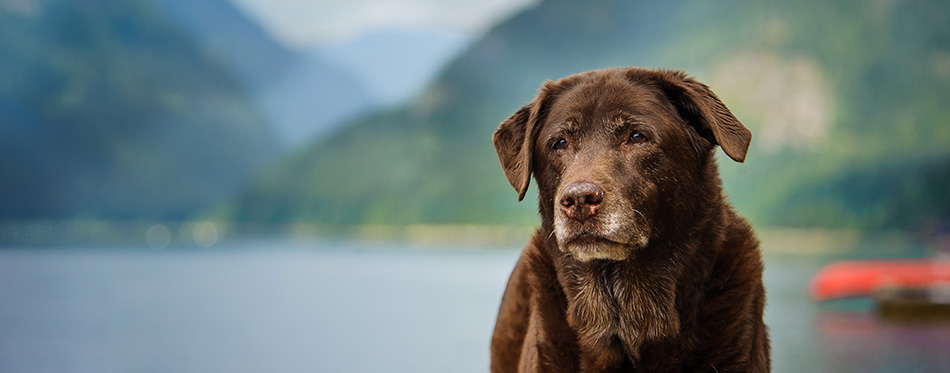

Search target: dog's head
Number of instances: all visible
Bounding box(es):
[493,68,751,262]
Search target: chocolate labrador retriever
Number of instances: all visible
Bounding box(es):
[491,68,769,372]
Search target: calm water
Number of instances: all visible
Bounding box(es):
[0,239,948,372]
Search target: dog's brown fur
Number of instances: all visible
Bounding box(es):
[491,68,769,372]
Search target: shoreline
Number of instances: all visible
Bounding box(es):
[0,219,941,256]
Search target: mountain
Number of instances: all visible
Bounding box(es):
[153,0,375,146]
[0,0,279,220]
[153,0,294,87]
[316,27,472,107]
[226,0,950,232]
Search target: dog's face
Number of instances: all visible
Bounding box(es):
[494,68,751,262]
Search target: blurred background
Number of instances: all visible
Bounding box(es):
[1,0,949,371]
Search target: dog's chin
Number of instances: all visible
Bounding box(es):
[559,235,643,262]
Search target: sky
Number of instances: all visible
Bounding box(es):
[229,0,539,48]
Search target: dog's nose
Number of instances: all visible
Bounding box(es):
[559,182,605,220]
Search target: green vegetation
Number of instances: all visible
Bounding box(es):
[0,0,280,220]
[227,0,950,232]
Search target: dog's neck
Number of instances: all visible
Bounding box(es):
[539,199,725,369]
[543,236,677,361]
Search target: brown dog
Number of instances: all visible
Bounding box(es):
[490,67,769,372]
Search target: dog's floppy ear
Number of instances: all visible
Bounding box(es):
[493,82,560,201]
[493,104,535,201]
[650,69,752,162]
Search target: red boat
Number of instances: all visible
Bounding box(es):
[810,259,950,301]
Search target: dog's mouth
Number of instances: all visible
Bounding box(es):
[558,232,644,262]
[563,232,622,246]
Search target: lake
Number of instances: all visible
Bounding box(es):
[1,238,948,372]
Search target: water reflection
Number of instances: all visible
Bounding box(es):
[815,311,950,372]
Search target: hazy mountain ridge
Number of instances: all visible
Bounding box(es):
[152,0,375,146]
[315,27,472,107]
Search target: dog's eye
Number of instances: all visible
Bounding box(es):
[627,131,648,145]
[552,137,568,151]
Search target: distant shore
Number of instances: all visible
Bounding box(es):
[0,220,943,257]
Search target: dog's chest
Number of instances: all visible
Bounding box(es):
[565,266,680,362]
